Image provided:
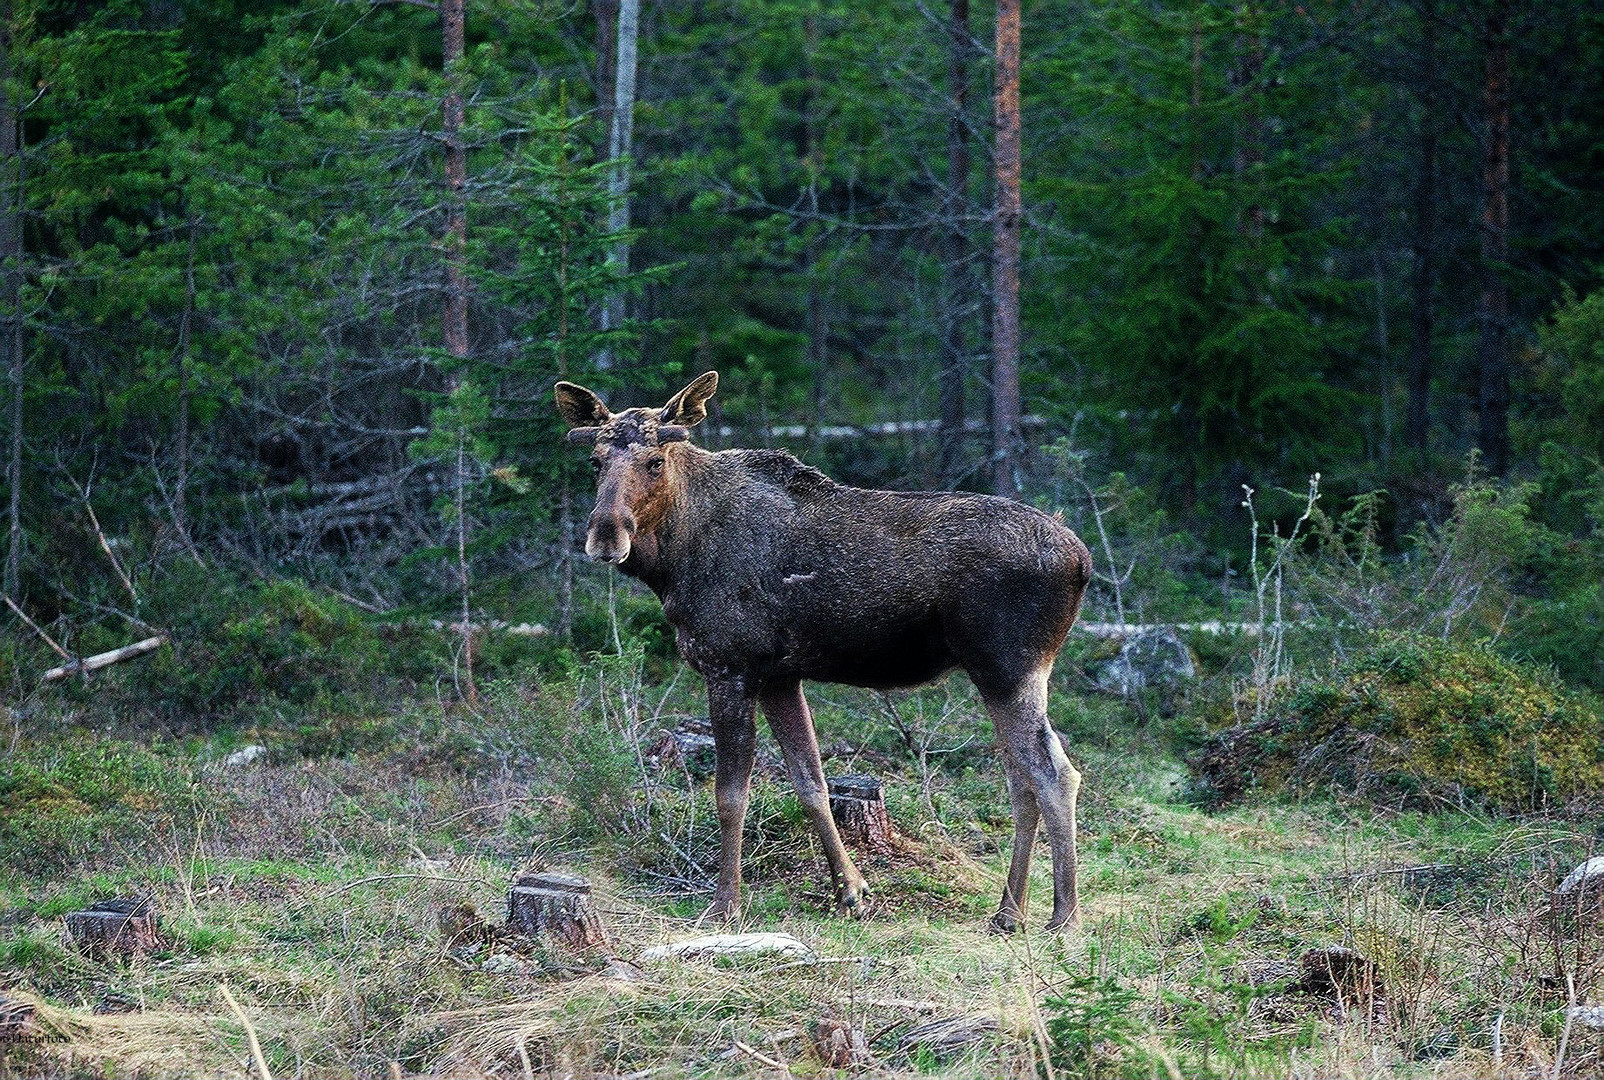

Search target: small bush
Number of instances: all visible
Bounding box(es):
[1191,633,1604,812]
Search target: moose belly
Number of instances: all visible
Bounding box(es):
[781,621,956,690]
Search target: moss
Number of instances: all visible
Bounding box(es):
[1192,633,1604,812]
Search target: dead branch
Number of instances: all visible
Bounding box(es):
[4,595,73,663]
[41,634,166,683]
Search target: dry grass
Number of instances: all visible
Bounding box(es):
[3,694,1602,1079]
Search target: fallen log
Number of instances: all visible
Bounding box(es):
[42,635,167,683]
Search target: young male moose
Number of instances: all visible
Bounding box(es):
[556,372,1093,931]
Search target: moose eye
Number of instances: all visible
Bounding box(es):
[646,457,665,474]
[589,458,604,474]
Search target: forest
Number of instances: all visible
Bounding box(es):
[3,0,1604,1077]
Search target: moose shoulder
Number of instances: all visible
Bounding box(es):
[557,372,1093,932]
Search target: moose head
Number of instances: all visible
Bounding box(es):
[554,371,719,565]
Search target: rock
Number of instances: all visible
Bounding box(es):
[602,958,645,981]
[638,932,815,964]
[224,744,268,768]
[63,898,162,958]
[1094,627,1196,696]
[1568,1005,1604,1030]
[1557,857,1604,898]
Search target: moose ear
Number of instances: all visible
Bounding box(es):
[554,381,611,429]
[659,371,719,428]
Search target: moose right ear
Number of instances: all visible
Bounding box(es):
[554,381,611,429]
[659,371,719,428]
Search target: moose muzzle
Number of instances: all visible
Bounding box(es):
[585,503,635,564]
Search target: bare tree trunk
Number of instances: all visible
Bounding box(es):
[2,11,22,603]
[441,0,469,368]
[556,148,575,642]
[804,9,828,458]
[1405,0,1437,464]
[174,216,197,553]
[593,0,619,136]
[442,0,474,700]
[598,0,640,367]
[939,0,971,487]
[1477,0,1511,475]
[990,0,1022,501]
[1233,5,1265,256]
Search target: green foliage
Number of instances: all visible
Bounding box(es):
[0,741,197,872]
[1193,632,1604,811]
[1044,949,1150,1079]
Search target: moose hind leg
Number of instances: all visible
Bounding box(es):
[703,677,758,924]
[760,681,870,915]
[990,751,1041,934]
[987,669,1081,931]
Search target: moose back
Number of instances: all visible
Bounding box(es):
[557,372,1092,931]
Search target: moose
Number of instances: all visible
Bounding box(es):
[556,372,1093,931]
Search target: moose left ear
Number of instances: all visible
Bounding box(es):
[659,371,719,428]
[555,381,612,429]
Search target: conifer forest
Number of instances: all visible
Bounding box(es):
[3,1,1604,1077]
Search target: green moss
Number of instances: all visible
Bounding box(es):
[1193,633,1604,811]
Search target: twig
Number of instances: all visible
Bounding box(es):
[1552,971,1577,1080]
[4,595,73,663]
[218,984,274,1080]
[732,1040,792,1073]
[516,1037,535,1080]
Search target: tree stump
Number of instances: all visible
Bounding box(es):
[63,898,162,957]
[506,873,606,950]
[828,774,894,853]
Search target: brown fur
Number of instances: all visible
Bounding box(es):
[556,372,1093,931]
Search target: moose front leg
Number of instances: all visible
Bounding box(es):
[702,677,758,924]
[760,681,870,916]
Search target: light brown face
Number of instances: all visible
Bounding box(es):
[583,411,678,565]
[554,372,719,566]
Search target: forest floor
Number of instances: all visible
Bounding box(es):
[1,671,1600,1079]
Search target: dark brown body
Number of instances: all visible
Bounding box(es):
[557,373,1092,930]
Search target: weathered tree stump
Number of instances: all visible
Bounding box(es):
[827,774,894,853]
[507,873,606,949]
[63,898,162,957]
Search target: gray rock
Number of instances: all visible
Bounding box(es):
[224,744,268,768]
[1557,856,1604,897]
[1095,627,1196,696]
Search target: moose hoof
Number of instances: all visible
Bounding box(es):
[988,910,1024,935]
[1044,910,1081,933]
[836,885,871,919]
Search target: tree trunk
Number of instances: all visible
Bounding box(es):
[939,0,971,487]
[440,0,469,367]
[175,216,198,555]
[990,0,1022,500]
[598,0,640,367]
[64,899,162,957]
[1233,6,1265,257]
[592,0,619,137]
[1405,0,1437,463]
[828,775,894,853]
[507,873,607,949]
[2,9,22,604]
[1477,0,1511,475]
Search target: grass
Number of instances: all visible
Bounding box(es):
[2,669,1601,1079]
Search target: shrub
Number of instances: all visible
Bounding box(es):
[1191,633,1604,812]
